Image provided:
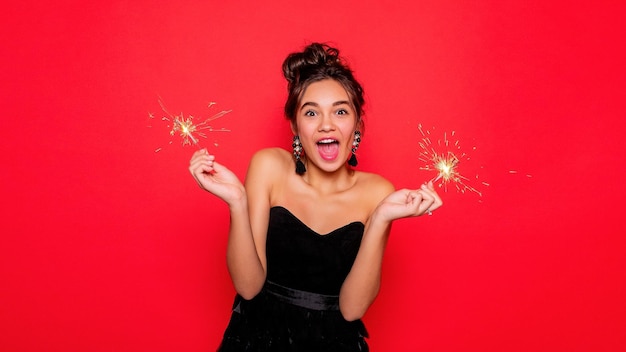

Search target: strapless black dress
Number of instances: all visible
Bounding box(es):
[217,206,369,351]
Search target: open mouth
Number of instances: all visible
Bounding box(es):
[317,139,340,160]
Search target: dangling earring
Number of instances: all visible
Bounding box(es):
[292,135,306,175]
[348,130,361,167]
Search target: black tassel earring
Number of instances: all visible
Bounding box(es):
[292,135,306,175]
[348,130,361,167]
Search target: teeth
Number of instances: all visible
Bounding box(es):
[318,139,337,144]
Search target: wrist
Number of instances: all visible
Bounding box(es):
[371,204,393,225]
[366,209,392,235]
[226,190,248,211]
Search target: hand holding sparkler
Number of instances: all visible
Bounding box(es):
[374,181,443,220]
[189,149,245,205]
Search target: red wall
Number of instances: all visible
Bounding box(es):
[2,1,625,351]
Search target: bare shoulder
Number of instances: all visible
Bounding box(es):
[355,171,395,203]
[248,147,291,168]
[244,148,291,212]
[246,147,291,180]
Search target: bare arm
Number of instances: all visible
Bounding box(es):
[339,182,442,321]
[224,193,266,299]
[227,149,279,298]
[189,149,276,299]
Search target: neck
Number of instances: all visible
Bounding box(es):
[300,163,356,195]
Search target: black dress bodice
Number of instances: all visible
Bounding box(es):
[266,206,365,295]
[217,206,369,352]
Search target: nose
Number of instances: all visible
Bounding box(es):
[318,113,335,132]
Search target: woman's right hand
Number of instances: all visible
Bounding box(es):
[189,149,245,205]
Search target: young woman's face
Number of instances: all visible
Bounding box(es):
[294,79,359,173]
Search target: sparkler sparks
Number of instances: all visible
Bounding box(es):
[148,98,231,152]
[418,124,487,197]
[509,170,533,178]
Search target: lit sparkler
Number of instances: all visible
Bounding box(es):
[148,98,231,152]
[418,124,487,197]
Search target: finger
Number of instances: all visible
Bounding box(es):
[423,181,441,198]
[198,160,216,174]
[189,152,215,169]
[416,188,436,215]
[189,156,210,172]
[190,149,206,160]
[406,190,433,217]
[405,190,422,206]
[190,160,215,180]
[190,154,215,167]
[428,190,443,211]
[420,183,443,209]
[419,185,435,202]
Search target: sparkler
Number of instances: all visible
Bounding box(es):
[418,124,487,197]
[148,98,231,152]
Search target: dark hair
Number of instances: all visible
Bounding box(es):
[282,43,365,126]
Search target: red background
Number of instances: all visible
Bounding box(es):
[2,1,625,351]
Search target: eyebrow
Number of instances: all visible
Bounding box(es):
[300,100,351,109]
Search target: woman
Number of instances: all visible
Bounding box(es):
[189,43,442,351]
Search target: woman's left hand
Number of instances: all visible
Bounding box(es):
[374,181,443,223]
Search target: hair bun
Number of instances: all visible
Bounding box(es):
[281,42,364,123]
[282,43,341,84]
